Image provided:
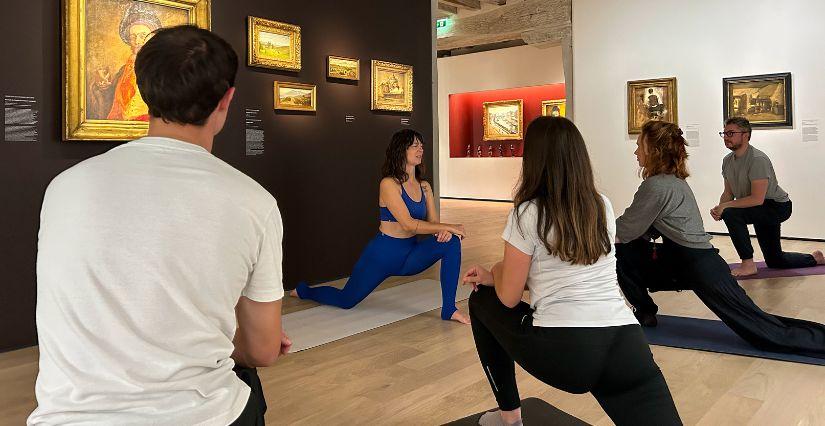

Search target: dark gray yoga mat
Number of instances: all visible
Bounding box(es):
[729,261,825,280]
[643,315,825,366]
[443,397,590,426]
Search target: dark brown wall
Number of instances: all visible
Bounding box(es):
[0,0,433,352]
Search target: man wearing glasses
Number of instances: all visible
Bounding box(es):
[710,116,824,276]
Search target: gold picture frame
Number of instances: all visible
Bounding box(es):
[63,0,211,141]
[248,16,301,71]
[328,55,359,80]
[541,99,566,117]
[371,60,413,112]
[627,77,678,134]
[273,81,316,112]
[483,99,524,141]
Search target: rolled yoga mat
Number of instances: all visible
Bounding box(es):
[642,315,825,366]
[282,278,473,352]
[443,397,590,426]
[729,261,825,280]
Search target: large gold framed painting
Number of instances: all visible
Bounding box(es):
[723,73,792,128]
[63,0,211,141]
[371,60,413,112]
[248,16,301,71]
[627,77,678,134]
[483,99,523,141]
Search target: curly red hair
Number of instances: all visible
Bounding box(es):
[640,121,690,179]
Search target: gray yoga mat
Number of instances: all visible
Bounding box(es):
[643,315,825,366]
[443,397,590,426]
[282,278,473,352]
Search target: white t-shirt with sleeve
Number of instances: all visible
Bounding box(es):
[501,195,638,328]
[29,137,284,425]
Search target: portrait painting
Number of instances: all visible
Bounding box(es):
[723,73,792,128]
[248,16,301,71]
[627,77,678,134]
[541,99,566,118]
[274,82,316,112]
[328,56,359,80]
[371,60,413,112]
[483,99,523,141]
[64,0,210,141]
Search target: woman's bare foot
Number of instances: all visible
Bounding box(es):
[450,309,471,325]
[731,259,758,277]
[813,250,825,265]
[289,289,299,298]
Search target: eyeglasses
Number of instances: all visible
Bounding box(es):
[719,131,748,137]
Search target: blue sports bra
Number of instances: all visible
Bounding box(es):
[380,184,427,222]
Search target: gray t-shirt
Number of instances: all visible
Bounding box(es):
[616,174,713,249]
[722,145,789,202]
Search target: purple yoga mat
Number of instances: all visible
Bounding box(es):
[728,261,825,280]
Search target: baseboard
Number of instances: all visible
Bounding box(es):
[440,196,513,203]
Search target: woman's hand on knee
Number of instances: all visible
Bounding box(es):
[462,265,493,292]
[435,229,453,243]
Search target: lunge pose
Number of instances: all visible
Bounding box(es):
[617,120,825,359]
[712,116,824,276]
[463,117,682,426]
[293,129,470,324]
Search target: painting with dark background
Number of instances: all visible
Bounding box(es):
[0,0,433,352]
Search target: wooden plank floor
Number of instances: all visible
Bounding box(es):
[2,198,825,425]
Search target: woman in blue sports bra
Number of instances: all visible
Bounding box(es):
[292,129,470,324]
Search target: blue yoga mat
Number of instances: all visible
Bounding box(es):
[643,315,825,366]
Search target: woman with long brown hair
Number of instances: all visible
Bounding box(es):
[616,120,825,356]
[292,129,470,324]
[462,117,681,426]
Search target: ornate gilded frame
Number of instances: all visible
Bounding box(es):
[273,81,316,112]
[541,99,566,117]
[626,77,678,134]
[327,55,360,81]
[62,0,211,141]
[248,16,301,71]
[482,99,524,141]
[371,60,413,112]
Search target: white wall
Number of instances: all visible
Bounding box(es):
[437,44,565,200]
[573,0,825,239]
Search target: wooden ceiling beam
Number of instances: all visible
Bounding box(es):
[437,2,459,15]
[441,0,482,10]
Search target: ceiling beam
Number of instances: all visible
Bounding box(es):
[441,0,482,10]
[437,0,571,51]
[481,0,507,4]
[437,2,459,15]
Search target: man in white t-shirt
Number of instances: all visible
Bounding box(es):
[29,26,289,425]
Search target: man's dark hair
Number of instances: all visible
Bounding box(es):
[135,25,238,125]
[725,116,752,135]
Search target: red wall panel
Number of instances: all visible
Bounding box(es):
[448,83,566,158]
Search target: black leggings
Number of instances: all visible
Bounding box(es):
[468,286,682,426]
[721,199,816,268]
[616,236,825,358]
[229,366,267,426]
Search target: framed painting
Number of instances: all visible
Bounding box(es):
[328,55,359,80]
[371,60,413,112]
[483,99,523,141]
[627,77,678,134]
[723,72,792,128]
[274,82,316,112]
[248,16,301,71]
[541,99,566,117]
[63,0,210,141]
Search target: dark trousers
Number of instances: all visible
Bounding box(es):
[229,366,267,426]
[721,200,816,268]
[616,237,825,358]
[468,286,682,426]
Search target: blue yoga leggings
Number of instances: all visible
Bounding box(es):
[296,233,461,320]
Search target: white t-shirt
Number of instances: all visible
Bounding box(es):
[501,195,638,328]
[29,137,284,425]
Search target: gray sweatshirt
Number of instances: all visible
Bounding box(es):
[616,174,713,249]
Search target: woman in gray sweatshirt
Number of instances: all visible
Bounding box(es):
[615,120,825,358]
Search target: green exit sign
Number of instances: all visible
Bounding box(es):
[436,18,450,28]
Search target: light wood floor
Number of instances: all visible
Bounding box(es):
[3,199,825,425]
